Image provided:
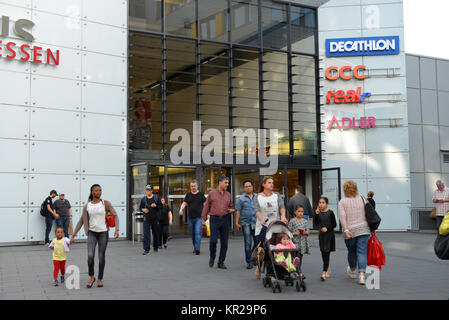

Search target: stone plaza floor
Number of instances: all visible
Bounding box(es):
[0,232,447,300]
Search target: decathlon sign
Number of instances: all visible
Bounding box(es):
[326,36,400,57]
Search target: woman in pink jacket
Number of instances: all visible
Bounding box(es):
[338,180,371,285]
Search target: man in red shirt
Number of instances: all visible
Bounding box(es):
[202,176,235,269]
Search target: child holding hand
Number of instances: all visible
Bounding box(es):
[49,226,71,286]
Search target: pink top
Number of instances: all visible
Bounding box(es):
[338,196,371,239]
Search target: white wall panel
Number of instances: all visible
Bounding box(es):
[82,52,126,86]
[30,108,80,142]
[323,153,366,178]
[28,206,47,241]
[81,113,126,145]
[0,139,29,173]
[364,77,407,96]
[30,141,80,174]
[0,208,28,242]
[361,29,405,53]
[365,127,409,153]
[29,174,81,206]
[0,105,29,139]
[366,177,410,204]
[410,173,425,208]
[0,3,31,20]
[366,153,409,178]
[0,71,30,106]
[80,175,126,207]
[323,128,366,154]
[32,0,82,18]
[82,21,127,56]
[0,40,31,73]
[0,173,28,207]
[31,46,81,80]
[82,0,127,28]
[375,204,411,230]
[31,75,81,110]
[81,144,126,175]
[319,6,361,31]
[361,3,403,29]
[82,82,126,116]
[32,11,81,49]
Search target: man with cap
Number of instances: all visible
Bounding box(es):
[53,192,73,238]
[140,184,162,255]
[44,190,59,245]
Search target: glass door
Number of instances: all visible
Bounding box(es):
[167,167,196,235]
[320,167,342,231]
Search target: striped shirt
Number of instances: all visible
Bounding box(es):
[432,188,449,217]
[338,196,371,239]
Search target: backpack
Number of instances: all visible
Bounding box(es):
[40,200,47,217]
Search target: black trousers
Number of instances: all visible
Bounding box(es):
[143,219,160,251]
[321,251,331,272]
[159,224,169,245]
[209,215,230,264]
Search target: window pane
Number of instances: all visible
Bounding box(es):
[129,33,163,151]
[166,0,197,37]
[129,0,162,32]
[231,1,259,46]
[291,6,316,55]
[199,0,228,42]
[261,2,288,50]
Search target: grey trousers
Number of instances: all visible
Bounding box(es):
[87,231,109,280]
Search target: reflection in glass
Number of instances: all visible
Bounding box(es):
[199,0,228,42]
[261,2,288,50]
[231,1,259,46]
[129,0,162,32]
[166,0,197,37]
[291,6,316,54]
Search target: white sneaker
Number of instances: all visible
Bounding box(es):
[359,274,366,285]
[347,266,356,279]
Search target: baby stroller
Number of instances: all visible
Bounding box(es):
[260,220,306,293]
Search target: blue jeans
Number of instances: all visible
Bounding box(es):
[209,215,230,264]
[45,216,54,244]
[344,234,370,273]
[189,217,202,250]
[56,217,70,238]
[242,225,256,265]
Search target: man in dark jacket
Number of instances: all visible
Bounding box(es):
[140,184,162,255]
[287,185,313,220]
[44,190,59,246]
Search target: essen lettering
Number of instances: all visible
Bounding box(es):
[0,40,59,65]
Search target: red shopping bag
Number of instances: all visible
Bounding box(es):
[367,232,385,270]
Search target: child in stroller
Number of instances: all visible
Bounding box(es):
[260,220,307,293]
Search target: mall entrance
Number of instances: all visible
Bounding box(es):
[129,164,341,237]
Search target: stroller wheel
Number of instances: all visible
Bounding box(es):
[276,283,282,293]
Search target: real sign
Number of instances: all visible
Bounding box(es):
[326,36,400,57]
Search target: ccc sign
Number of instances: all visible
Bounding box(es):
[325,65,366,81]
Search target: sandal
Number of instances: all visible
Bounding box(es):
[97,280,104,288]
[320,273,326,281]
[86,277,96,288]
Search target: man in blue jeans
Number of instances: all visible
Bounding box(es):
[53,192,72,238]
[235,179,257,269]
[179,180,206,255]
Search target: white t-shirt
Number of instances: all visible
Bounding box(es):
[87,201,108,233]
[255,193,283,236]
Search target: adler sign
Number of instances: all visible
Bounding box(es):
[0,15,60,65]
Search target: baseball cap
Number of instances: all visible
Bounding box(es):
[59,192,65,195]
[145,184,154,191]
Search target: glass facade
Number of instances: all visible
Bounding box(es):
[129,0,319,165]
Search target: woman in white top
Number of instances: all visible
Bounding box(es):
[71,184,119,288]
[338,180,371,285]
[253,176,288,279]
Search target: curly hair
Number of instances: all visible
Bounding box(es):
[343,180,358,198]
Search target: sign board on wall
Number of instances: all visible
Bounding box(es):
[326,36,400,57]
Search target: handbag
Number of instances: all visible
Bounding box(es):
[361,196,381,231]
[429,208,437,220]
[439,212,449,236]
[434,234,449,260]
[367,232,385,270]
[103,201,115,228]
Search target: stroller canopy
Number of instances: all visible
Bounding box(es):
[265,220,293,243]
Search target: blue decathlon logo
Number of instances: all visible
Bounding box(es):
[326,36,400,57]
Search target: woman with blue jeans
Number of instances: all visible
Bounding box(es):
[338,180,372,285]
